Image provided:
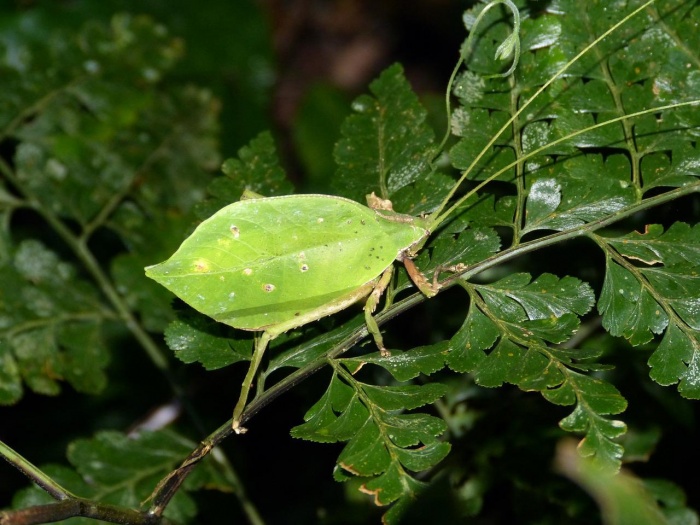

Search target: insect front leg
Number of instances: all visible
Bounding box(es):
[364,266,394,357]
[232,331,272,434]
[402,257,440,297]
[403,257,467,297]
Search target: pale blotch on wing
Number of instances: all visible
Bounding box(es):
[263,283,276,292]
[228,292,235,300]
[193,259,210,272]
[243,268,253,276]
[317,217,324,223]
[230,225,240,238]
[219,275,225,281]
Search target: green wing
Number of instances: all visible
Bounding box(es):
[146,195,427,331]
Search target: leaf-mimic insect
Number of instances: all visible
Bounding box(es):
[145,193,440,431]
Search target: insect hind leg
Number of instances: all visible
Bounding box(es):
[364,266,394,357]
[232,331,272,434]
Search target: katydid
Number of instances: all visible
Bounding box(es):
[145,194,441,432]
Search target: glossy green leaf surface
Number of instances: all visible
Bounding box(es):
[596,223,700,397]
[2,0,700,523]
[333,64,436,205]
[291,366,450,509]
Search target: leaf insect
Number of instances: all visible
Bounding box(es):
[146,191,446,433]
[145,0,696,433]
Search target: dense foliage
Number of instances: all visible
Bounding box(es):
[1,1,699,524]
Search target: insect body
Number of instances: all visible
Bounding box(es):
[146,194,435,431]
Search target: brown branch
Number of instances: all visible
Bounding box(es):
[0,499,172,525]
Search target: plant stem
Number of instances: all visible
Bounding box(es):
[0,441,74,501]
[0,499,173,525]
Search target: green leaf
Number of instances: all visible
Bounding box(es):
[522,162,637,234]
[515,347,565,391]
[293,362,449,513]
[341,341,448,381]
[359,461,426,506]
[337,419,391,477]
[0,340,21,404]
[164,316,252,370]
[0,13,221,404]
[481,273,594,319]
[597,223,700,397]
[445,194,517,232]
[607,223,700,266]
[395,442,451,474]
[448,107,514,182]
[390,171,459,216]
[291,373,355,443]
[362,383,447,411]
[643,267,700,330]
[472,339,524,388]
[380,412,447,448]
[0,240,109,401]
[267,315,367,374]
[648,324,700,398]
[13,430,233,524]
[642,143,700,191]
[7,16,213,227]
[333,63,436,203]
[429,227,502,270]
[598,259,669,346]
[446,304,499,373]
[395,226,501,295]
[202,131,292,217]
[449,271,627,469]
[472,273,594,347]
[545,371,627,470]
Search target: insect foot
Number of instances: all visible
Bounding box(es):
[232,420,248,435]
[402,258,441,298]
[366,192,394,211]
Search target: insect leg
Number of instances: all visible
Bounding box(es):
[364,265,394,357]
[431,263,467,288]
[403,257,440,297]
[232,331,272,434]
